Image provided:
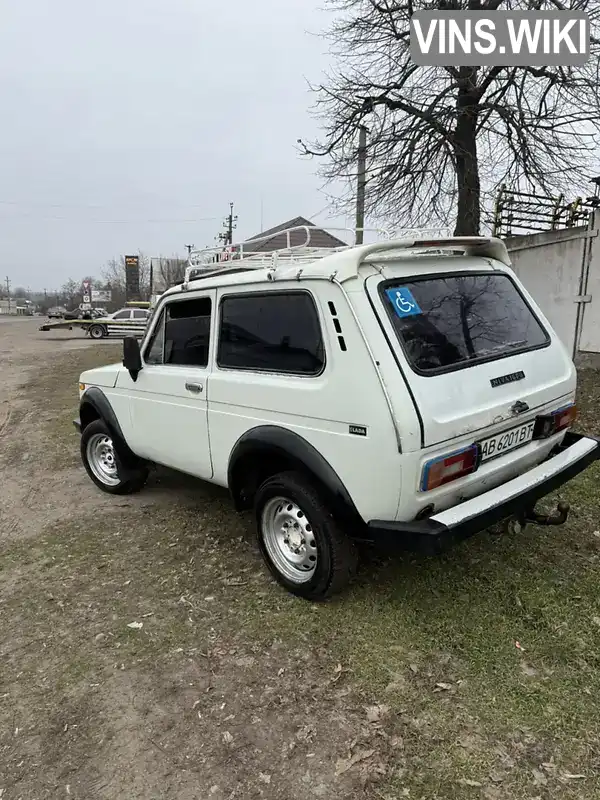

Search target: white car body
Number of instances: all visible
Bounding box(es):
[76,234,599,595]
[88,307,151,338]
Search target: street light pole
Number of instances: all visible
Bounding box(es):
[355,125,368,245]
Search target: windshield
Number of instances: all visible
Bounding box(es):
[380,272,549,374]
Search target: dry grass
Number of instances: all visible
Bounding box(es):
[1,348,600,799]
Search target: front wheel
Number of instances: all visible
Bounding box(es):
[254,471,358,600]
[89,324,106,339]
[81,419,147,495]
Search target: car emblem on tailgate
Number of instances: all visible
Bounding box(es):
[490,370,525,388]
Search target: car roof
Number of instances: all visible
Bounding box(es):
[161,236,511,299]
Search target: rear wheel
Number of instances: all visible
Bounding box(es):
[254,471,358,600]
[81,419,147,494]
[89,324,106,339]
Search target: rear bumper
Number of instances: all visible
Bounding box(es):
[368,431,600,555]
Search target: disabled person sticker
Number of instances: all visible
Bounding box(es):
[385,287,422,318]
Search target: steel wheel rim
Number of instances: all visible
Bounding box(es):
[261,496,318,584]
[90,327,103,338]
[86,433,120,486]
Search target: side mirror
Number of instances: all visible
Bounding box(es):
[123,337,142,381]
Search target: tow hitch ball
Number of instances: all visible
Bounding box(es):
[527,500,571,526]
[504,501,571,535]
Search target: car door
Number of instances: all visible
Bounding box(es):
[116,292,215,479]
[131,307,151,337]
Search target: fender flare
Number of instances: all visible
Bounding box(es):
[227,425,363,527]
[79,386,138,468]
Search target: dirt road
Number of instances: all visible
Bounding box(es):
[0,318,213,544]
[2,315,600,799]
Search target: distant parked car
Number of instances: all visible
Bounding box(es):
[86,307,151,340]
[102,307,151,322]
[47,306,67,319]
[63,309,81,321]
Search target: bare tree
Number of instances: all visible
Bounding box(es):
[303,0,600,235]
[60,278,79,308]
[152,256,188,292]
[102,252,151,304]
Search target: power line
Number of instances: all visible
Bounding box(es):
[217,202,238,246]
[307,204,332,222]
[0,198,219,210]
[0,212,221,224]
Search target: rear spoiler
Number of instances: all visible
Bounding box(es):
[333,237,511,283]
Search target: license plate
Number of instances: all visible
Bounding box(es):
[479,421,535,462]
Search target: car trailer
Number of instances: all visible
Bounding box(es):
[39,318,148,339]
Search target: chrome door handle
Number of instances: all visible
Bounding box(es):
[185,382,203,393]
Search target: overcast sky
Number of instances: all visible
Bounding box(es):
[0,0,349,291]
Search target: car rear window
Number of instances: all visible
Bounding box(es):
[380,272,549,374]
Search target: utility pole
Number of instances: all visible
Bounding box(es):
[218,202,238,246]
[5,276,10,312]
[355,125,368,245]
[185,244,195,258]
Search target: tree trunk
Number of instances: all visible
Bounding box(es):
[453,82,481,236]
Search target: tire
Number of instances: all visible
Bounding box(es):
[81,419,148,495]
[254,471,358,600]
[89,324,106,340]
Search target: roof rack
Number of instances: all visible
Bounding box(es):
[180,231,509,289]
[182,224,392,287]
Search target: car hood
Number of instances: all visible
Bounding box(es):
[80,363,121,389]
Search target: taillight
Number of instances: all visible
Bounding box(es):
[533,403,577,439]
[421,444,480,492]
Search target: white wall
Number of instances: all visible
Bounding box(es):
[506,227,588,356]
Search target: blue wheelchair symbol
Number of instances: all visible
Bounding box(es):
[385,287,422,318]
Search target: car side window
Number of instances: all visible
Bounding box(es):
[133,309,148,319]
[144,309,166,365]
[113,310,131,320]
[164,297,212,367]
[217,291,324,375]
